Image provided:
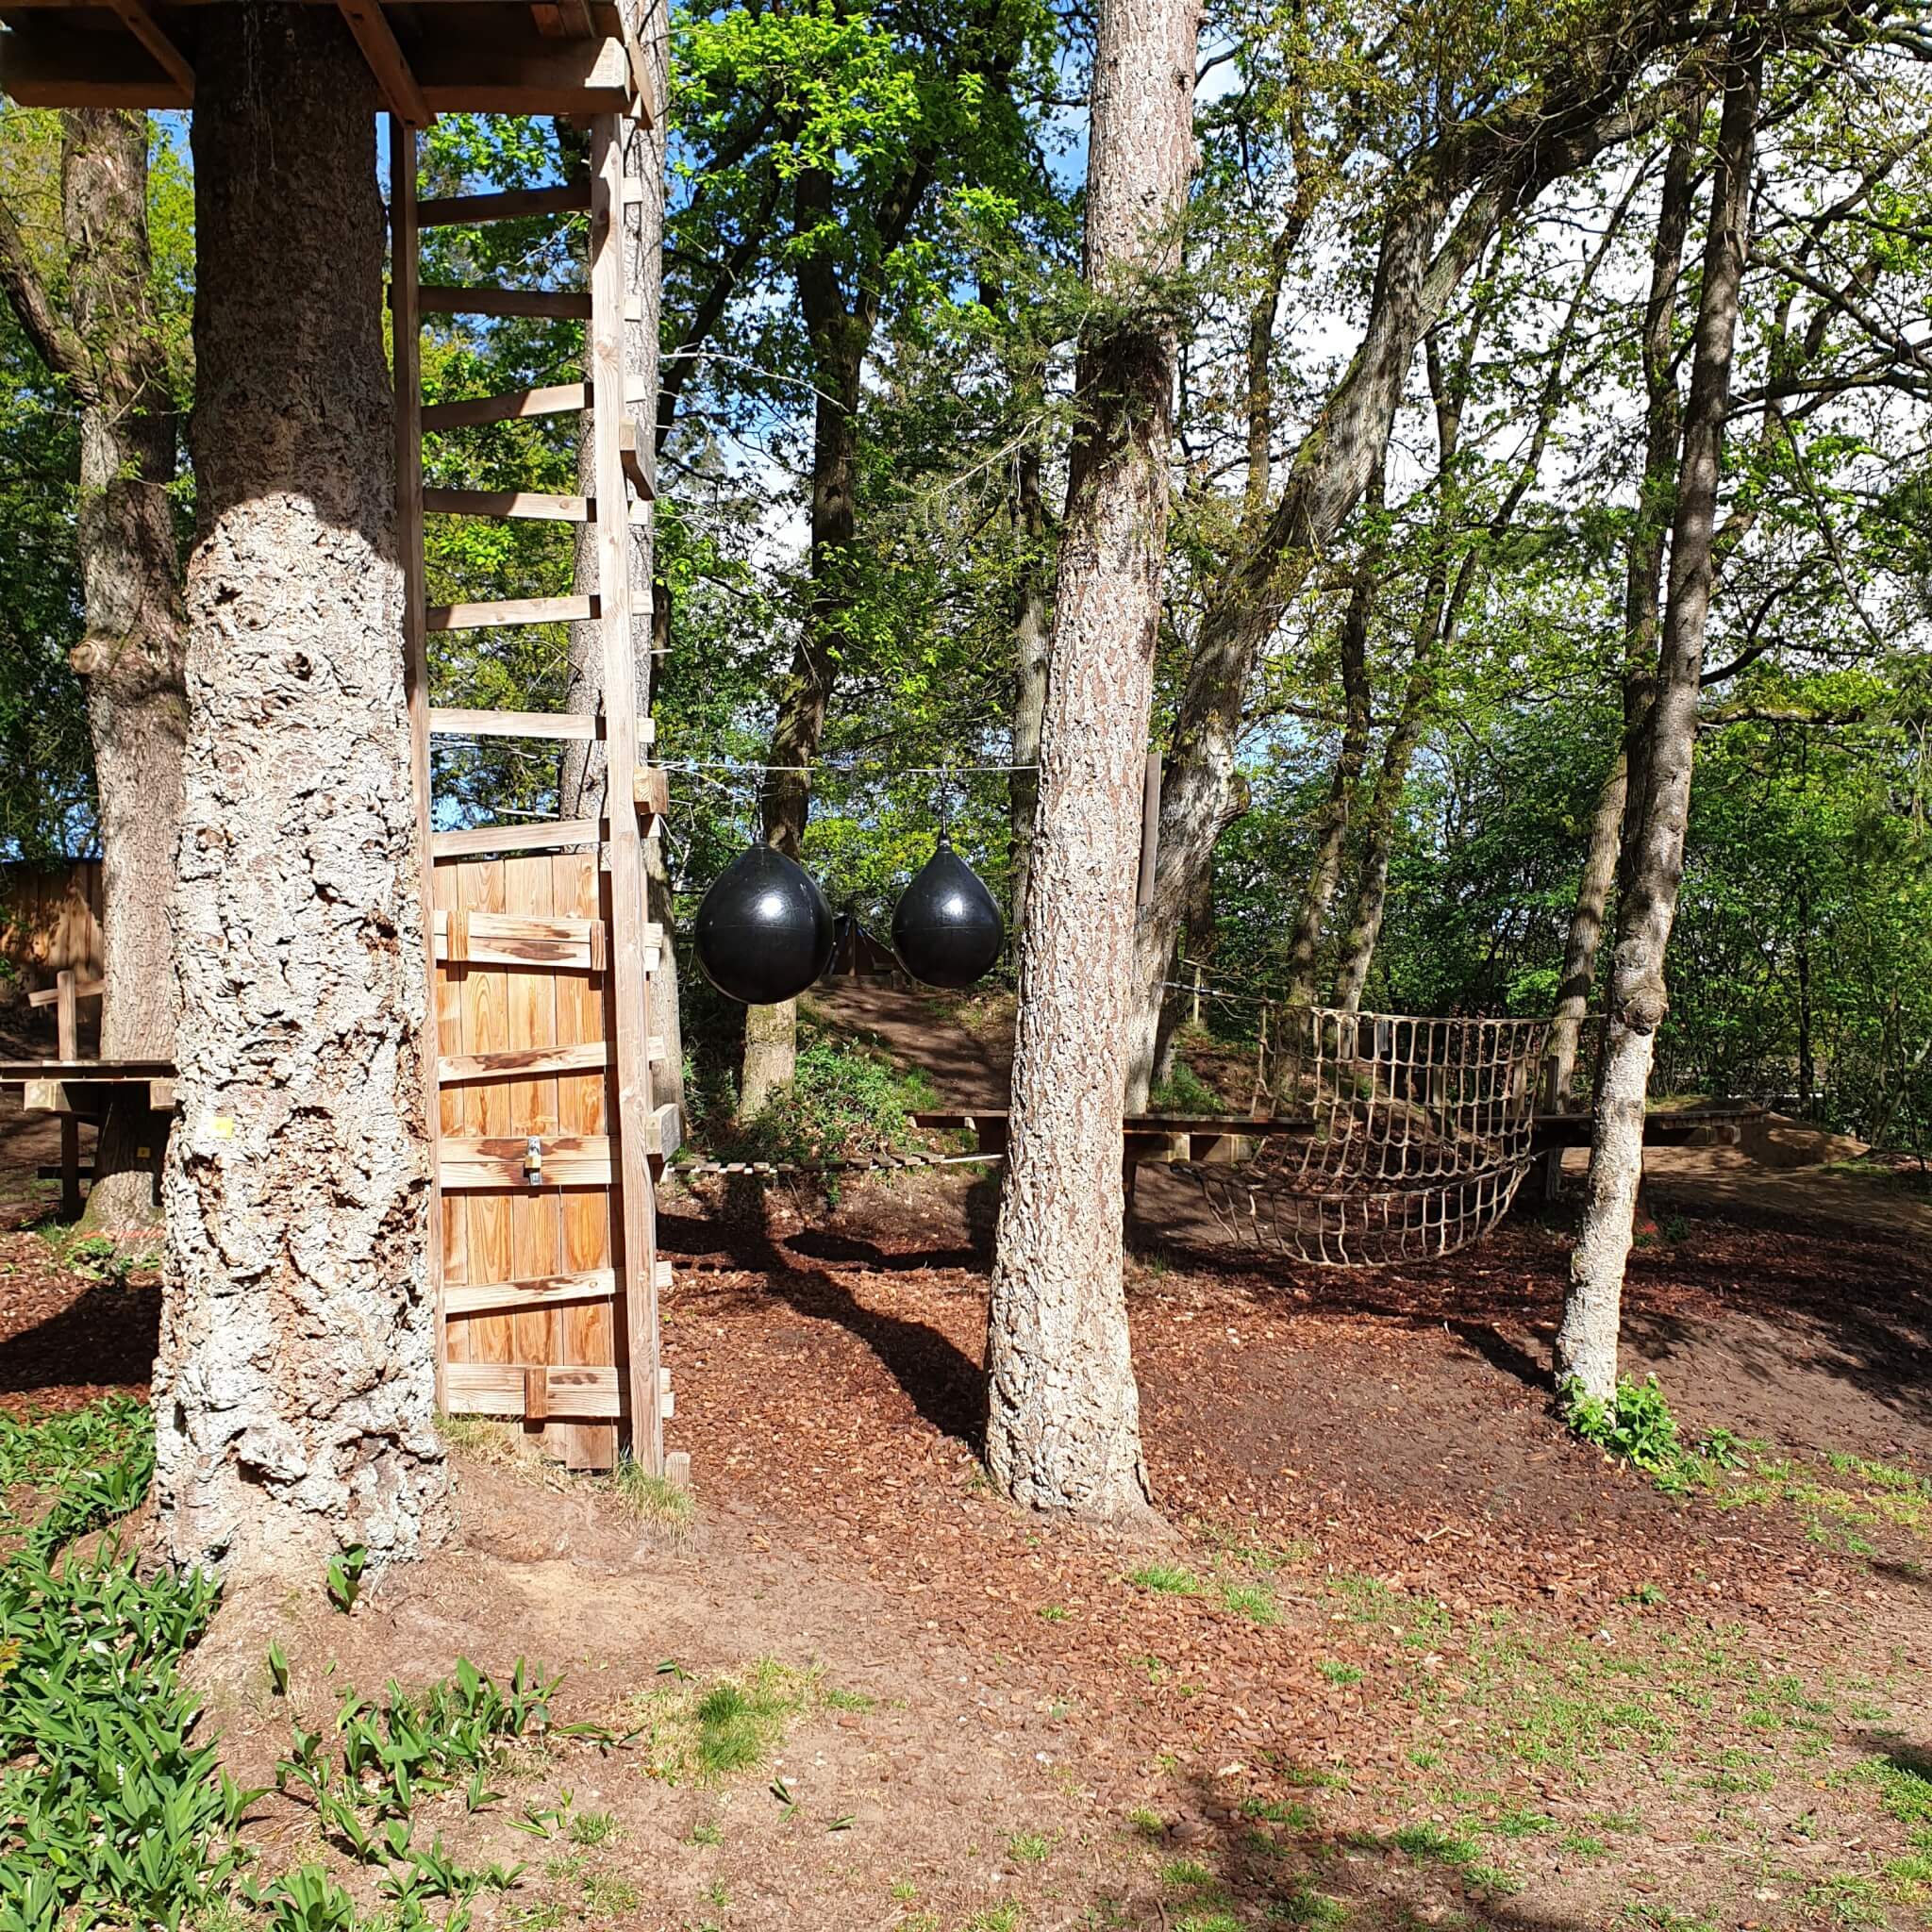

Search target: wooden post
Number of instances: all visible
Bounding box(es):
[391,116,447,1413]
[1191,960,1202,1028]
[1136,749,1161,908]
[590,112,663,1474]
[56,968,80,1219]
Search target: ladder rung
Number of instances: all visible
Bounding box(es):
[418,375,652,432]
[425,594,596,631]
[617,422,654,502]
[416,183,590,226]
[424,488,650,526]
[413,286,591,321]
[428,708,656,744]
[431,816,601,859]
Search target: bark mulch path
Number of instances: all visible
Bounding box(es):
[6,1143,1932,1924]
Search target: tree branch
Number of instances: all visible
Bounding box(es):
[0,197,95,403]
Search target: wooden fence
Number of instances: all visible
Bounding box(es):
[0,861,104,996]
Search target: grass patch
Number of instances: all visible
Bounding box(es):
[633,1658,824,1785]
[1317,1660,1362,1686]
[1219,1579,1280,1625]
[610,1455,696,1534]
[1007,1829,1054,1864]
[1129,1563,1202,1596]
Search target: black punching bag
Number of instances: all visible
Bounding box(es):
[891,836,1005,990]
[694,846,836,1005]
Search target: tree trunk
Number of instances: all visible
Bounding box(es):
[1541,751,1627,1110]
[985,0,1197,1524]
[1275,464,1381,1029]
[154,8,447,1579]
[1557,42,1760,1405]
[1614,108,1701,898]
[58,111,186,1234]
[1008,432,1051,962]
[1329,689,1425,1012]
[739,170,865,1114]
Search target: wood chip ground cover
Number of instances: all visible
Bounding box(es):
[2,1103,1930,1926]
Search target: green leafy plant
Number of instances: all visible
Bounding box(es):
[325,1544,369,1614]
[1563,1375,1701,1494]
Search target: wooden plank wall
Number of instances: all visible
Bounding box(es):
[0,861,104,995]
[434,850,622,1467]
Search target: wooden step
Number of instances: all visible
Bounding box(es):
[430,816,600,859]
[413,286,591,321]
[424,488,650,526]
[419,375,646,432]
[435,1035,666,1083]
[441,1134,613,1191]
[416,182,590,226]
[425,594,596,631]
[432,908,609,969]
[428,707,655,743]
[444,1267,615,1316]
[444,1361,621,1420]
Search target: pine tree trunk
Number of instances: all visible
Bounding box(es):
[59,109,185,1234]
[1557,42,1760,1405]
[154,9,447,1578]
[1008,436,1051,962]
[985,0,1197,1524]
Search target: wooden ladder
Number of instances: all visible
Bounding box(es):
[390,100,675,1474]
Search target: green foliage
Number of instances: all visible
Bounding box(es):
[1563,1375,1707,1495]
[325,1544,369,1615]
[0,1404,248,1932]
[703,1022,932,1168]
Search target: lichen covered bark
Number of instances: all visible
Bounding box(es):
[154,8,446,1577]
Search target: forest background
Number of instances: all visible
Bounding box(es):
[3,0,1929,1156]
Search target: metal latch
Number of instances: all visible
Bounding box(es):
[523,1135,543,1186]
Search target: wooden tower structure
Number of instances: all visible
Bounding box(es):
[3,6,678,1474]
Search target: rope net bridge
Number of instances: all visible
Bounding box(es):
[1174,1008,1549,1268]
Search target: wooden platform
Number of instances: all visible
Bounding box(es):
[0,4,655,121]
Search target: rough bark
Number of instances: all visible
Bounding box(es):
[559,8,684,1119]
[985,0,1197,1524]
[154,8,446,1578]
[1121,9,1693,1088]
[1615,108,1702,891]
[1008,427,1052,963]
[1558,41,1760,1406]
[1275,464,1381,1027]
[1541,751,1627,1110]
[61,112,186,1231]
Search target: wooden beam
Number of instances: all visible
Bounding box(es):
[430,907,613,969]
[415,32,631,114]
[428,706,654,742]
[104,0,193,94]
[439,1134,614,1191]
[591,115,664,1471]
[430,817,601,860]
[423,487,650,526]
[419,374,644,431]
[416,182,590,226]
[439,1041,612,1085]
[634,766,670,817]
[0,26,190,108]
[425,593,596,630]
[444,1362,621,1419]
[391,117,446,1415]
[617,419,654,502]
[414,286,591,322]
[27,976,103,1008]
[338,2,432,125]
[56,970,79,1219]
[444,1266,615,1315]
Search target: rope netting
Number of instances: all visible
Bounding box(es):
[1176,1008,1548,1268]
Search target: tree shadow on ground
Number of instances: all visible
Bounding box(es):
[661,1175,986,1450]
[1080,1764,1608,1931]
[0,1277,158,1397]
